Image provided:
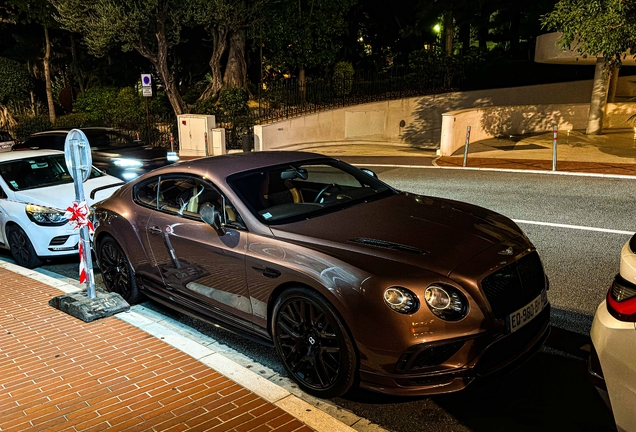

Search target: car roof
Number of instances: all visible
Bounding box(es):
[0,149,64,161]
[28,127,119,137]
[145,151,332,183]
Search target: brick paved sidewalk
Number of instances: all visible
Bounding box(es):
[0,268,314,432]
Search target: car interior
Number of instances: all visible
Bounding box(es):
[136,177,243,227]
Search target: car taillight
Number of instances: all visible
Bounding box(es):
[606,274,636,322]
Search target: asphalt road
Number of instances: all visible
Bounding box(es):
[22,167,629,432]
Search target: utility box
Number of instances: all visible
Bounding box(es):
[177,115,222,157]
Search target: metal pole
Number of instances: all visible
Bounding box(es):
[145,97,150,144]
[71,138,95,299]
[170,132,174,152]
[552,125,558,171]
[463,125,471,167]
[204,131,209,157]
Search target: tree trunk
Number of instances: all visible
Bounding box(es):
[478,3,489,50]
[70,34,84,93]
[459,23,470,53]
[608,65,619,103]
[199,26,228,101]
[223,29,247,90]
[443,11,453,56]
[135,15,187,116]
[43,26,56,124]
[298,67,306,102]
[586,58,610,135]
[509,7,520,58]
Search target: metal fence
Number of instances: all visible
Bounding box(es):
[253,69,462,124]
[2,68,462,152]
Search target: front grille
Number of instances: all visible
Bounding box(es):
[480,251,546,319]
[396,340,466,372]
[49,235,70,246]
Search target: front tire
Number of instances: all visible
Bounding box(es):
[272,288,357,398]
[7,225,42,269]
[97,236,142,303]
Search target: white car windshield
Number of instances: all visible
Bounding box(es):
[0,154,103,191]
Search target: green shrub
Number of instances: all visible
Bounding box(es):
[13,115,51,142]
[53,113,91,129]
[219,87,248,114]
[74,86,118,122]
[333,62,354,97]
[0,57,33,103]
[194,97,217,115]
[74,86,143,127]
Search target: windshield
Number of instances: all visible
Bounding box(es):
[0,154,104,191]
[228,159,395,225]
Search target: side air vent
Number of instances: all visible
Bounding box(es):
[348,237,427,255]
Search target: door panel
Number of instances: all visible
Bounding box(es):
[145,210,251,325]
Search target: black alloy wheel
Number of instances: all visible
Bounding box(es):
[7,225,42,269]
[97,236,142,303]
[272,288,357,398]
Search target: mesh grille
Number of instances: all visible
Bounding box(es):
[480,252,546,319]
[49,236,70,246]
[396,340,466,373]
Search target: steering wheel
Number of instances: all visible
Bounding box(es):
[314,183,340,203]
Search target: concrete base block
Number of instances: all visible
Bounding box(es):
[49,289,130,323]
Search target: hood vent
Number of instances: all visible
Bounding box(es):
[348,237,428,255]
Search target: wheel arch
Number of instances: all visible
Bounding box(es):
[266,280,360,366]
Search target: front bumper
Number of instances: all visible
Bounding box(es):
[24,223,80,258]
[359,305,550,396]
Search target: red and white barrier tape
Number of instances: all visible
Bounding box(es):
[64,201,94,284]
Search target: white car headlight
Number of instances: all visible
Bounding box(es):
[113,158,143,168]
[25,204,67,225]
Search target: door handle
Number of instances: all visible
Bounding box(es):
[148,226,162,235]
[252,266,281,279]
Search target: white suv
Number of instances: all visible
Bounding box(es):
[589,234,636,432]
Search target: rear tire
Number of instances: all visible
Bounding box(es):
[97,236,142,303]
[272,287,357,398]
[7,225,42,269]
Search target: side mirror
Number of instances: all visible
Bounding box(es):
[199,203,226,236]
[360,168,377,178]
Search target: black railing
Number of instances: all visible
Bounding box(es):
[2,68,462,152]
[254,69,462,125]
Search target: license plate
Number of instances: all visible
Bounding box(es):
[506,290,548,333]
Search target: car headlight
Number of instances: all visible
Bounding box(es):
[25,204,67,226]
[424,284,469,321]
[113,158,143,168]
[384,286,419,314]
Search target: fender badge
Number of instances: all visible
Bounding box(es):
[498,247,513,256]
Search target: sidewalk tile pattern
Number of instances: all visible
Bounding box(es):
[0,268,314,432]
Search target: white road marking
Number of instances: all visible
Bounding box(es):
[513,219,634,235]
[353,163,636,180]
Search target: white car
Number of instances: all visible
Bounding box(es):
[589,235,636,432]
[0,150,123,268]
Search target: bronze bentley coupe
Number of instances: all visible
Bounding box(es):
[93,151,550,398]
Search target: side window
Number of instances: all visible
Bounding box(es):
[0,186,6,199]
[134,178,160,208]
[154,176,246,229]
